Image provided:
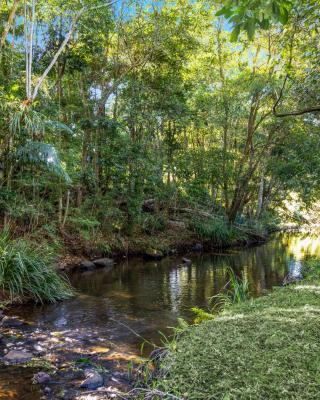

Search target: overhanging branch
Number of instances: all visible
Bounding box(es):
[273,74,320,117]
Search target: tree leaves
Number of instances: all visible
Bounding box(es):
[216,0,293,41]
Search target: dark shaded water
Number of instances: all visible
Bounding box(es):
[1,233,320,398]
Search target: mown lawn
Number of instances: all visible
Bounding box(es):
[153,267,320,399]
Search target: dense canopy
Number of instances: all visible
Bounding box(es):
[1,0,320,247]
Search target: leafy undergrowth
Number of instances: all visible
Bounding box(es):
[152,263,320,399]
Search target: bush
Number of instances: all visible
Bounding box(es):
[0,232,73,303]
[141,213,166,235]
[190,217,235,246]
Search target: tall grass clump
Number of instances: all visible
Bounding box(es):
[214,266,250,308]
[192,267,250,324]
[0,231,74,303]
[190,217,235,247]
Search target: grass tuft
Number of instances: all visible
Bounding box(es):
[0,231,74,303]
[213,266,250,308]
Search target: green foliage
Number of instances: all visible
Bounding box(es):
[191,267,250,324]
[213,266,250,308]
[69,215,101,241]
[301,258,320,281]
[141,214,166,235]
[191,307,215,324]
[0,0,319,255]
[217,0,293,40]
[0,231,73,303]
[190,217,236,246]
[13,141,71,184]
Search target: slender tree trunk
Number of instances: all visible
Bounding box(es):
[256,173,264,220]
[0,0,20,50]
[62,190,70,228]
[217,24,229,211]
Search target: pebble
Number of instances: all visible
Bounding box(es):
[3,350,34,364]
[80,369,104,390]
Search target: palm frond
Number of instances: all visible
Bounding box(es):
[13,141,71,184]
[45,120,74,136]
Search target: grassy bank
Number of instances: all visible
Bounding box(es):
[150,261,320,399]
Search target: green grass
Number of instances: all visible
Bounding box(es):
[192,267,250,324]
[0,231,74,303]
[152,262,320,399]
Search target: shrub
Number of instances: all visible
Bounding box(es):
[0,231,73,303]
[190,217,235,246]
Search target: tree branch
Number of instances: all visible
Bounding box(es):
[30,9,83,102]
[274,104,320,117]
[28,0,119,103]
[273,74,320,117]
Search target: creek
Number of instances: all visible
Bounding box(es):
[1,233,320,399]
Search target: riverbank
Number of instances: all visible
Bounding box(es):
[56,220,269,271]
[150,260,320,399]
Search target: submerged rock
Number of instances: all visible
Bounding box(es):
[80,369,104,390]
[79,261,96,271]
[191,243,203,252]
[33,344,46,355]
[93,258,114,268]
[44,387,52,395]
[3,350,34,364]
[143,248,164,260]
[33,371,51,384]
[1,316,24,328]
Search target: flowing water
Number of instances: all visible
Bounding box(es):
[1,232,320,398]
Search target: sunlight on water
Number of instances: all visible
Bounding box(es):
[285,234,320,260]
